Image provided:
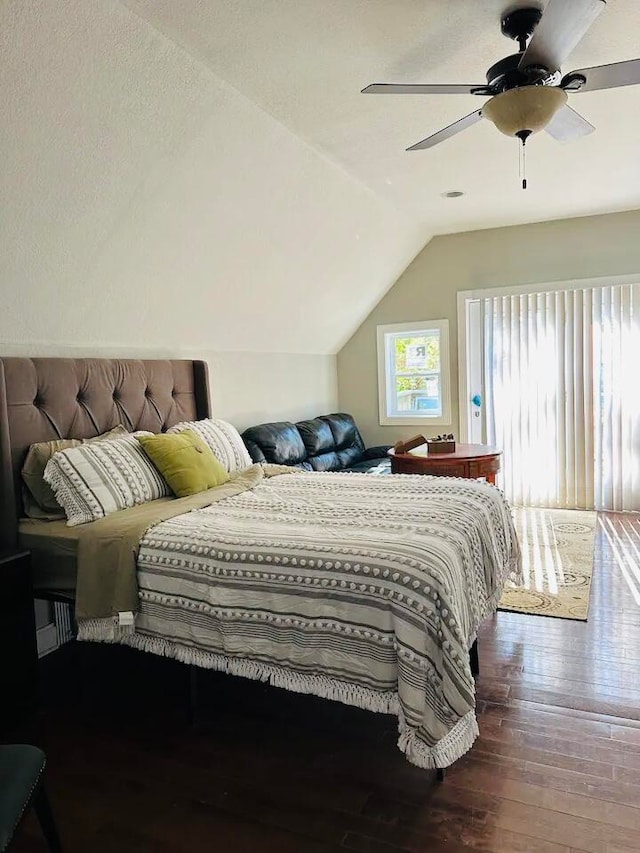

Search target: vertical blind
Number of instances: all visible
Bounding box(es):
[483,283,640,511]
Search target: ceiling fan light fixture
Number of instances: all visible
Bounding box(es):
[481,85,567,136]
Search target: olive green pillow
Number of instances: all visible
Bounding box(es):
[137,430,229,497]
[21,425,129,520]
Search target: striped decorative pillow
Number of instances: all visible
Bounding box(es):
[167,418,252,473]
[43,433,170,526]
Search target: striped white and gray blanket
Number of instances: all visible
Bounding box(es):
[83,471,520,769]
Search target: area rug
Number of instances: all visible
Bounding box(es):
[499,507,597,621]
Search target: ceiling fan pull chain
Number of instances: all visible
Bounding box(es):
[516,129,531,190]
[518,139,522,183]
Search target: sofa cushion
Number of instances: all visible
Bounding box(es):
[363,445,394,461]
[336,446,364,469]
[308,451,341,472]
[297,417,344,471]
[242,421,308,467]
[321,414,366,454]
[297,418,335,456]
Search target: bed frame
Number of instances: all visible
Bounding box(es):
[0,357,210,555]
[0,356,478,779]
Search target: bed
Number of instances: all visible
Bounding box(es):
[0,357,520,771]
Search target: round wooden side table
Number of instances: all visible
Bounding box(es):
[388,443,502,484]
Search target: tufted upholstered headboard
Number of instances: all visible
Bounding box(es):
[0,358,211,550]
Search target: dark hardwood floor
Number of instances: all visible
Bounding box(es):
[12,512,640,852]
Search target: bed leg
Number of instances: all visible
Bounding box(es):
[74,637,92,706]
[436,768,446,782]
[470,638,479,677]
[189,665,200,730]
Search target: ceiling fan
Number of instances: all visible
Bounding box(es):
[362,0,640,187]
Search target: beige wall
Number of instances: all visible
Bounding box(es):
[338,209,640,446]
[1,0,420,434]
[0,342,337,432]
[209,351,337,430]
[1,1,425,360]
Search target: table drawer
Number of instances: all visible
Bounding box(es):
[427,463,469,478]
[391,457,469,477]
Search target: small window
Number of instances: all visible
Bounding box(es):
[377,320,451,426]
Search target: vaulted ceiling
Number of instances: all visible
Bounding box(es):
[125,0,640,232]
[2,1,639,356]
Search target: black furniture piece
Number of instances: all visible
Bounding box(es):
[0,744,63,852]
[242,413,391,473]
[0,551,39,735]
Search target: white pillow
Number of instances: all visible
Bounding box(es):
[43,433,170,526]
[168,418,251,473]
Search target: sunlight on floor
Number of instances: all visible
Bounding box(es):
[600,514,640,606]
[502,507,596,619]
[517,507,565,594]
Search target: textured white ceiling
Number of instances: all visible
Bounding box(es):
[0,0,425,355]
[3,0,640,360]
[125,0,640,233]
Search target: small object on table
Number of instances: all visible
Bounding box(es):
[393,434,426,454]
[426,433,456,454]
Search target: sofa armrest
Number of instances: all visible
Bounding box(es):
[242,438,267,464]
[241,422,309,467]
[362,445,392,461]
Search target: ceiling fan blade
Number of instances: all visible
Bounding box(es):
[518,0,605,75]
[545,104,595,142]
[362,83,488,96]
[563,58,640,92]
[407,110,483,151]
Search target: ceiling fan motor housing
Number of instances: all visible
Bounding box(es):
[485,53,552,91]
[490,7,552,90]
[501,6,543,48]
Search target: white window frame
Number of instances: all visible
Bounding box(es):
[377,319,451,427]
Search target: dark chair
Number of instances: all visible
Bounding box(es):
[0,744,63,852]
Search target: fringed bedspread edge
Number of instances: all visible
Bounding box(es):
[77,617,479,769]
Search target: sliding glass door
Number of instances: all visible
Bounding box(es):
[460,280,640,511]
[593,285,640,510]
